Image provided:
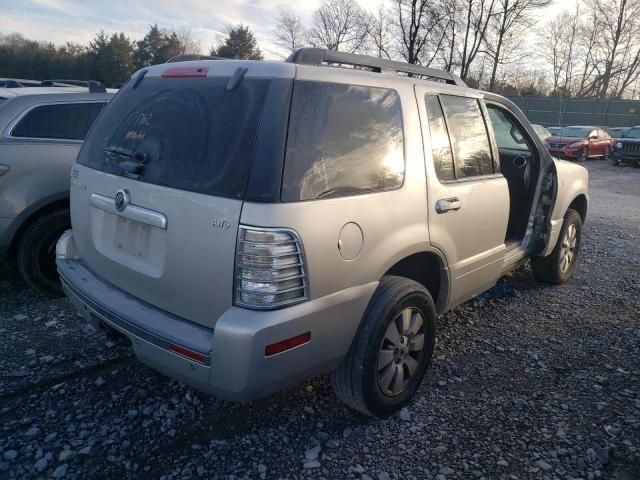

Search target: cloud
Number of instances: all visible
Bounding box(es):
[3,0,385,59]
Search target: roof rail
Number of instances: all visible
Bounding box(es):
[40,79,107,93]
[286,48,466,87]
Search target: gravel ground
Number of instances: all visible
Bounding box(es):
[1,161,639,480]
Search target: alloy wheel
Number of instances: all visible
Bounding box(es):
[559,223,577,273]
[377,307,426,396]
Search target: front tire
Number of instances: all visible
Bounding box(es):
[531,208,582,285]
[578,146,589,162]
[331,276,436,417]
[17,209,70,297]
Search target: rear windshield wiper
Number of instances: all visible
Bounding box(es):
[103,147,149,176]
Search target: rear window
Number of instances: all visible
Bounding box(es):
[282,81,404,201]
[77,76,271,199]
[11,102,105,140]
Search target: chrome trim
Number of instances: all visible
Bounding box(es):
[90,193,167,229]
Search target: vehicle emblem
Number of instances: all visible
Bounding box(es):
[115,189,130,212]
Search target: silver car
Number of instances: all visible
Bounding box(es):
[0,85,113,295]
[57,49,588,416]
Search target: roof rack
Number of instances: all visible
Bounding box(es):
[286,48,466,87]
[40,80,107,93]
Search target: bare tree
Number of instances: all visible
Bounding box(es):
[173,26,202,56]
[368,3,393,58]
[395,0,447,65]
[539,9,580,96]
[308,0,371,53]
[486,0,552,91]
[274,10,307,55]
[589,0,640,98]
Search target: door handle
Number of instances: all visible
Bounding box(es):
[435,197,461,213]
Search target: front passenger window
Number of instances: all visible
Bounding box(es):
[487,107,533,153]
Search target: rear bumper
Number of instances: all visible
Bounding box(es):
[57,256,376,401]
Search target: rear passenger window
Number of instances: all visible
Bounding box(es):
[11,102,105,141]
[282,81,404,201]
[439,95,494,178]
[424,95,455,182]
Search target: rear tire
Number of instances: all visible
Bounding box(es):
[531,208,582,285]
[17,209,70,297]
[331,276,436,417]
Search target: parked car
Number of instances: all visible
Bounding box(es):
[607,127,630,139]
[545,126,612,161]
[0,84,113,295]
[56,49,588,417]
[531,124,552,141]
[609,125,640,166]
[547,126,562,136]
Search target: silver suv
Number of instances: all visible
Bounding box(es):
[0,84,113,295]
[57,50,588,416]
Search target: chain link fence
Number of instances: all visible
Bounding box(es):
[508,96,640,128]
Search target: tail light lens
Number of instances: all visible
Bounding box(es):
[234,226,308,309]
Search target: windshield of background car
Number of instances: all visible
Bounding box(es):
[559,127,591,138]
[76,76,271,199]
[625,128,640,139]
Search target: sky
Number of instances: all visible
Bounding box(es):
[2,0,577,60]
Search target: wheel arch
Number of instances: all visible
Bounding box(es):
[568,194,588,225]
[6,195,70,261]
[383,250,449,315]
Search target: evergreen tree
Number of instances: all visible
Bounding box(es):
[212,24,263,60]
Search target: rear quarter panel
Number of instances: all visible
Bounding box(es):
[0,141,78,250]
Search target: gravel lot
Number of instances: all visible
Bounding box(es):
[1,161,639,480]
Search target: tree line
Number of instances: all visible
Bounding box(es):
[2,0,640,98]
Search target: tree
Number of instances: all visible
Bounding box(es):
[133,25,183,68]
[308,0,371,53]
[368,3,393,59]
[395,0,446,65]
[88,31,134,87]
[486,0,552,91]
[274,10,307,55]
[456,0,498,81]
[212,24,263,60]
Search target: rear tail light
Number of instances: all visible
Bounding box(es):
[234,226,308,309]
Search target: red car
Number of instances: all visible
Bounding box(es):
[544,126,612,161]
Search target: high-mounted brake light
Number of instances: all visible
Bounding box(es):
[161,66,209,78]
[234,226,309,310]
[265,332,311,357]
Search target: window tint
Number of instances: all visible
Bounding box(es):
[77,77,271,199]
[424,95,455,182]
[439,95,493,178]
[487,106,533,153]
[12,102,105,140]
[282,81,404,201]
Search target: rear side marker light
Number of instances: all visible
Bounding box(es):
[265,332,311,357]
[161,66,209,78]
[169,344,206,364]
